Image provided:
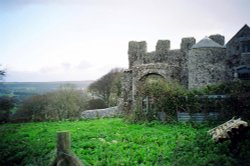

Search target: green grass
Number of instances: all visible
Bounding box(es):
[0,118,249,166]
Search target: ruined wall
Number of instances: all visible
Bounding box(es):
[155,40,170,63]
[119,69,133,114]
[123,38,196,112]
[127,39,195,87]
[131,63,182,110]
[81,107,120,119]
[180,37,196,87]
[188,47,227,89]
[120,25,250,115]
[128,41,147,68]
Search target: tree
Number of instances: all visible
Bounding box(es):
[14,84,90,122]
[88,68,123,107]
[0,96,14,123]
[14,94,49,122]
[0,67,13,123]
[46,84,88,120]
[0,66,5,81]
[86,99,107,110]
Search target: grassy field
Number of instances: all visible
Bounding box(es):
[0,118,249,166]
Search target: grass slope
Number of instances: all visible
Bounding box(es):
[0,118,249,166]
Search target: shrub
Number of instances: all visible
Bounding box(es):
[12,85,90,122]
[0,96,15,123]
[133,80,250,122]
[136,80,187,122]
[86,98,107,110]
[171,125,250,166]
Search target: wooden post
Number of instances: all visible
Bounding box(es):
[57,132,71,155]
[49,131,84,166]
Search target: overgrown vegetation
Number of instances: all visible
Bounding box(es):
[88,68,123,107]
[133,79,250,122]
[0,96,15,123]
[0,118,249,166]
[0,65,5,80]
[135,77,186,122]
[0,68,124,123]
[10,84,89,122]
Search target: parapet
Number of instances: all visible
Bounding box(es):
[156,40,170,52]
[128,41,147,68]
[209,34,225,46]
[181,37,196,51]
[128,41,147,55]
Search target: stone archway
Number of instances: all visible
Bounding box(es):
[137,74,167,115]
[131,63,181,104]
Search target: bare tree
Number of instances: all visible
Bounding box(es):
[88,68,123,107]
[0,65,5,80]
[14,84,90,122]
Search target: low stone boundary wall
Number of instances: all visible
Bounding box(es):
[81,106,120,119]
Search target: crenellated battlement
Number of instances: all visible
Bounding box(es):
[181,37,196,51]
[128,37,197,69]
[121,24,250,116]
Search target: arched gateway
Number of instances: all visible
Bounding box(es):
[119,24,250,116]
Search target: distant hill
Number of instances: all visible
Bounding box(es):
[0,80,93,101]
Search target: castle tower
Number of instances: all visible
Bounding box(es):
[188,36,226,89]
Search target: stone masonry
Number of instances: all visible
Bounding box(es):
[120,24,250,114]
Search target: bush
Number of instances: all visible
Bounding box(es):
[12,85,90,122]
[133,80,250,122]
[0,96,15,123]
[88,68,123,107]
[86,98,107,110]
[136,79,187,122]
[171,125,250,166]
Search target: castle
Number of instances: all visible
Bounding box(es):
[120,24,250,113]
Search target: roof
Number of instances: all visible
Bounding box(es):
[226,24,250,45]
[192,37,224,49]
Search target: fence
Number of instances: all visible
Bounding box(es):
[143,95,250,122]
[177,112,219,122]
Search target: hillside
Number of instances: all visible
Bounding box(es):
[0,80,93,100]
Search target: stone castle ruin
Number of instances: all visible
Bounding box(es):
[120,24,250,113]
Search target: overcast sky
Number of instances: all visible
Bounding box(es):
[1,0,250,82]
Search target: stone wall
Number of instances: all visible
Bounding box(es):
[188,47,227,89]
[127,39,191,87]
[128,41,147,68]
[123,38,195,113]
[181,37,196,51]
[120,25,250,115]
[155,40,170,62]
[119,69,133,114]
[131,63,182,109]
[81,106,120,119]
